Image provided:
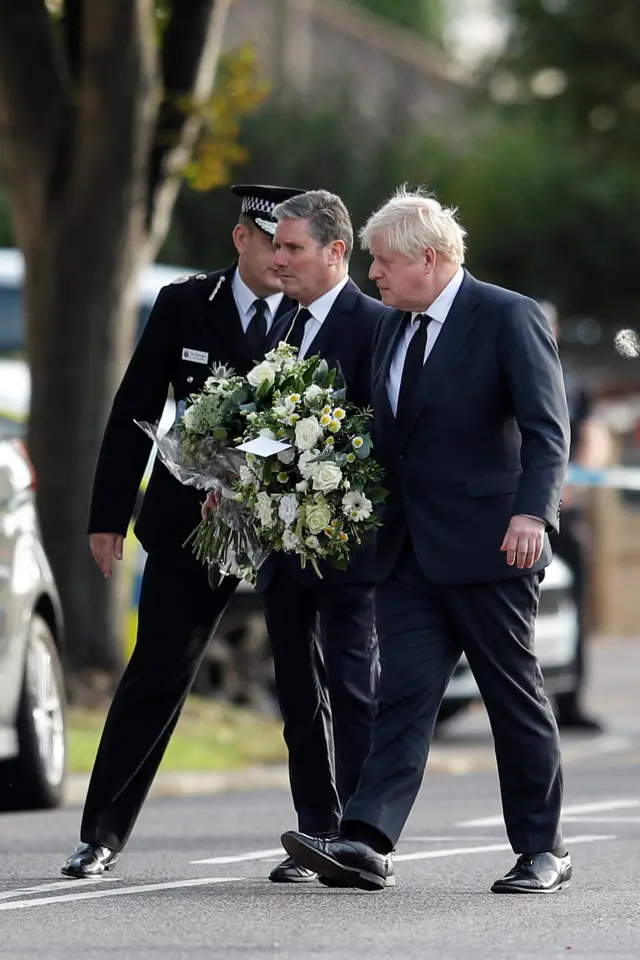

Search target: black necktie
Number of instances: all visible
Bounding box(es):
[395,313,432,428]
[286,307,312,352]
[246,299,268,359]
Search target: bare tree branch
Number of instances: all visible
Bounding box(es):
[146,0,232,253]
[0,0,70,244]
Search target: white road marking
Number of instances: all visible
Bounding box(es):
[191,847,284,865]
[458,799,639,827]
[401,835,501,843]
[0,877,243,912]
[562,735,631,763]
[560,816,640,824]
[394,835,615,863]
[0,878,121,902]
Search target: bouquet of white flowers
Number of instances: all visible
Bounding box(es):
[137,342,386,581]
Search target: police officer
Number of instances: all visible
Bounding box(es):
[62,184,303,878]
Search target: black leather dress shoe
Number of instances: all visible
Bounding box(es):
[491,851,572,894]
[61,843,118,879]
[281,831,387,892]
[268,856,317,883]
[319,853,395,888]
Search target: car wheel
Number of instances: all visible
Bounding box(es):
[0,614,66,811]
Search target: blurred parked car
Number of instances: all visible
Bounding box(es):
[438,554,579,724]
[0,428,66,809]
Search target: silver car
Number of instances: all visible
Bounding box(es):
[0,429,66,809]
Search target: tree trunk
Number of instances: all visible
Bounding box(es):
[25,226,146,696]
[0,0,232,701]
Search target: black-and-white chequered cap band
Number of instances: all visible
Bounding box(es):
[241,196,277,216]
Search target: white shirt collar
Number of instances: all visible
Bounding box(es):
[305,274,350,325]
[232,267,284,320]
[411,266,465,325]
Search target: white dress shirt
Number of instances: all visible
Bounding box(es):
[386,266,465,415]
[296,274,350,358]
[232,268,284,333]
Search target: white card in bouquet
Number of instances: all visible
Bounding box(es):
[235,436,293,457]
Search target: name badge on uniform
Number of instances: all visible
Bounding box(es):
[182,348,209,364]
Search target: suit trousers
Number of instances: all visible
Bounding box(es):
[80,549,238,851]
[262,566,378,835]
[343,539,564,854]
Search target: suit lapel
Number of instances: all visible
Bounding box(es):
[303,279,360,358]
[373,309,405,429]
[400,271,481,441]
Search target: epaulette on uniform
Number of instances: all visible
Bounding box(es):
[171,273,210,284]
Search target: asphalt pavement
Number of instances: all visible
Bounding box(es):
[1,639,639,960]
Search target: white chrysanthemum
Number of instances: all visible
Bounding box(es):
[278,495,299,526]
[282,529,301,552]
[342,491,373,522]
[239,465,254,486]
[305,535,320,550]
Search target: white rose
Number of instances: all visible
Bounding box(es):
[298,450,319,480]
[254,491,274,527]
[296,479,309,493]
[303,384,325,404]
[259,428,277,440]
[312,461,343,493]
[278,494,299,527]
[305,535,320,550]
[294,416,324,451]
[247,361,277,389]
[305,502,332,536]
[277,447,296,464]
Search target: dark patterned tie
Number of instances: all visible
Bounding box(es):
[286,307,312,353]
[246,299,269,359]
[395,313,432,428]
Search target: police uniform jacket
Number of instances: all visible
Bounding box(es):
[88,264,296,553]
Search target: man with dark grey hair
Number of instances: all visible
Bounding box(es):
[255,189,390,885]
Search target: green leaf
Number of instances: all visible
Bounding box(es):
[213,427,228,440]
[368,487,388,503]
[312,359,329,383]
[231,388,248,404]
[257,379,272,401]
[330,555,348,571]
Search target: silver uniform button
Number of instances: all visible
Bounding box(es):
[187,376,194,383]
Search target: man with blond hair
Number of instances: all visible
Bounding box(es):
[282,186,572,895]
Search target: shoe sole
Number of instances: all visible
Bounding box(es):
[268,873,318,883]
[319,874,396,888]
[282,835,385,892]
[491,878,571,894]
[61,859,118,879]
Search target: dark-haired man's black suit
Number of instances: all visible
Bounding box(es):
[257,278,387,839]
